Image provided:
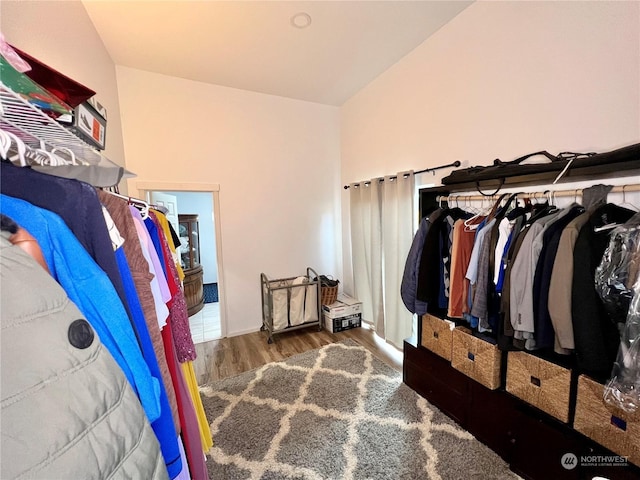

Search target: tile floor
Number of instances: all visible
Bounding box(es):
[188,302,221,344]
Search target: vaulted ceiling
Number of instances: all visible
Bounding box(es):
[83,1,471,106]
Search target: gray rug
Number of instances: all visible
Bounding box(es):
[199,340,519,480]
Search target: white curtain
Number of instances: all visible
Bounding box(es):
[350,171,415,348]
[350,179,383,334]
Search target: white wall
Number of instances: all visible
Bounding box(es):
[118,66,342,336]
[1,0,127,169]
[164,191,218,284]
[340,1,640,294]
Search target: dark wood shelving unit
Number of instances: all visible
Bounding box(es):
[179,214,204,317]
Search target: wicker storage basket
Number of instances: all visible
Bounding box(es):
[451,327,502,390]
[574,375,640,467]
[420,314,453,361]
[320,285,338,306]
[506,351,572,423]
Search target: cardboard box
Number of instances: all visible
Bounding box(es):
[323,313,361,333]
[87,96,107,120]
[322,294,362,319]
[60,101,107,150]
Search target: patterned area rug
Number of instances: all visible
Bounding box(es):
[199,340,519,480]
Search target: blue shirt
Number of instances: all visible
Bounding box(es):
[115,248,182,478]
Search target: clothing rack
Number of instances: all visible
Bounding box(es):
[101,189,150,219]
[343,160,461,190]
[437,183,640,203]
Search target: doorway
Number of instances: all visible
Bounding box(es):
[137,182,226,344]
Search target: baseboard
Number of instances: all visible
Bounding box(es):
[227,326,263,338]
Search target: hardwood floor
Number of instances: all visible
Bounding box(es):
[192,323,404,385]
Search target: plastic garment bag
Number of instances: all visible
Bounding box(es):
[595,212,640,413]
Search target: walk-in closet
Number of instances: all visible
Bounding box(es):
[2,1,639,479]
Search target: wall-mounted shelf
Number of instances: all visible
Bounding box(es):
[0,82,129,175]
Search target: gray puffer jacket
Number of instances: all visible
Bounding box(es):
[0,233,169,480]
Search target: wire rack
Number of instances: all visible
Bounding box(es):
[1,82,110,166]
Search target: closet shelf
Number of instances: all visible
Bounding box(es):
[0,82,129,174]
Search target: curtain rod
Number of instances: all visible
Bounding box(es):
[437,184,640,203]
[343,160,461,190]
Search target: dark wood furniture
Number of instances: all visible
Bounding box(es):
[179,214,204,316]
[403,334,640,480]
[406,155,640,479]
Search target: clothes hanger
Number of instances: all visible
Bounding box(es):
[51,146,88,166]
[4,130,28,166]
[32,141,64,166]
[464,194,491,230]
[619,185,639,212]
[486,192,510,222]
[102,190,150,220]
[0,129,11,159]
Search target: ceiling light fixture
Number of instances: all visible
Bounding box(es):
[290,12,312,29]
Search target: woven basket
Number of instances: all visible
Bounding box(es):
[506,351,571,423]
[451,327,502,390]
[574,375,640,466]
[420,314,453,361]
[320,285,338,306]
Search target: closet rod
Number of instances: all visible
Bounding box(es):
[438,184,640,203]
[343,160,461,190]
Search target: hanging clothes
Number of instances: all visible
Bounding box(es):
[547,211,591,353]
[448,216,486,319]
[595,213,640,323]
[154,211,185,282]
[531,205,584,350]
[596,214,640,414]
[0,194,162,423]
[98,191,180,429]
[0,229,168,480]
[465,217,496,329]
[149,216,210,479]
[509,209,561,349]
[401,217,431,315]
[114,244,184,477]
[571,203,636,382]
[0,161,133,321]
[147,211,196,363]
[497,216,528,350]
[150,210,213,454]
[162,317,209,480]
[98,191,183,478]
[415,208,444,314]
[130,207,173,329]
[415,208,470,316]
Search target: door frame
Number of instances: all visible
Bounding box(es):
[135,181,227,339]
